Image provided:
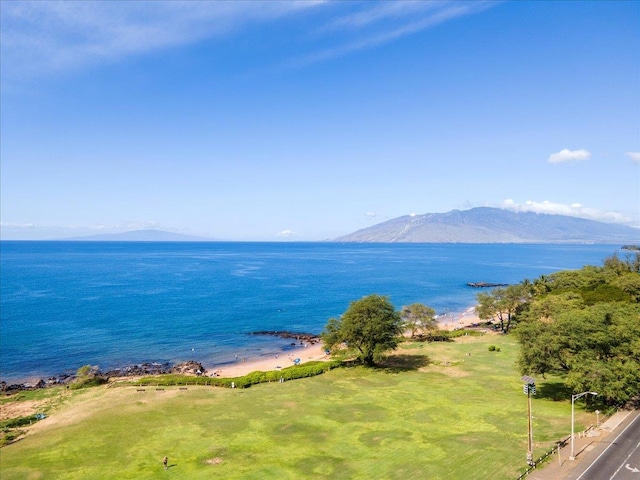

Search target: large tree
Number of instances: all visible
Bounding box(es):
[401,303,437,338]
[515,254,640,404]
[476,283,530,333]
[322,294,403,366]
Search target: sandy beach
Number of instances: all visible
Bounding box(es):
[212,342,330,378]
[438,306,484,331]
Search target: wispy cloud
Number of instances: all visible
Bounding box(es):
[1,0,497,81]
[296,1,497,66]
[0,1,320,79]
[502,199,636,225]
[547,148,591,164]
[627,152,640,164]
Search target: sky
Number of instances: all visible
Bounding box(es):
[1,0,639,241]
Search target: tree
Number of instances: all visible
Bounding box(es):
[516,302,640,403]
[401,303,437,338]
[476,283,530,333]
[515,255,640,404]
[322,294,403,366]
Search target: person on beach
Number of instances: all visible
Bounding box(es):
[163,456,168,470]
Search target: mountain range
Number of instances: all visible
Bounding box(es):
[63,229,209,242]
[333,207,639,244]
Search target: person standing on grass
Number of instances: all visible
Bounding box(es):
[163,456,168,470]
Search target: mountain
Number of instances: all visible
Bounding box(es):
[334,208,640,244]
[62,229,210,242]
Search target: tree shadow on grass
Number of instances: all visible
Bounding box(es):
[376,354,431,373]
[536,380,573,401]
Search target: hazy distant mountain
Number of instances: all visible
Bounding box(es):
[63,229,210,242]
[334,208,639,244]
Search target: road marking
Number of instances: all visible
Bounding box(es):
[625,464,640,473]
[610,441,640,479]
[575,412,640,480]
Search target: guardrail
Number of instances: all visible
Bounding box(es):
[516,436,570,480]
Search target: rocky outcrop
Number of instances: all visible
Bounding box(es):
[249,331,320,344]
[171,361,206,376]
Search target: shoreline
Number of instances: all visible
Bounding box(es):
[1,307,486,390]
[210,342,330,378]
[437,306,484,331]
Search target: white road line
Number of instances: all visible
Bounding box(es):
[576,412,640,480]
[609,440,640,479]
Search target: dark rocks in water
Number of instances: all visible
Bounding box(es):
[103,362,172,377]
[250,331,320,344]
[467,282,509,288]
[1,360,208,394]
[1,377,63,393]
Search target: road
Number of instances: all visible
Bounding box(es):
[566,410,640,480]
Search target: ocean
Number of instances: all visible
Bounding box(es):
[0,241,622,383]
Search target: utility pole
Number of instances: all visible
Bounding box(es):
[522,375,536,465]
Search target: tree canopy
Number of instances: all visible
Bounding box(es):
[322,294,403,366]
[514,252,640,404]
[401,303,437,338]
[476,283,530,333]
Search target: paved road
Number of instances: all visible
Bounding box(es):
[566,410,640,480]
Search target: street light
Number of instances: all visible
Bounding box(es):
[570,391,598,460]
[522,376,536,465]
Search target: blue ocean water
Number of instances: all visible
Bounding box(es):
[0,241,622,382]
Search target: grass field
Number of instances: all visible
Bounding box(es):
[0,334,596,479]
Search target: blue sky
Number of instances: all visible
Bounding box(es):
[1,0,638,241]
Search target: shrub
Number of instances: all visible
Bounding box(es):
[70,376,108,390]
[131,360,343,389]
[0,429,25,447]
[0,414,41,429]
[488,345,496,351]
[70,365,108,389]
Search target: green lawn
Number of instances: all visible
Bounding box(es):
[0,334,595,479]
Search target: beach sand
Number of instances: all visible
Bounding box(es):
[438,306,484,331]
[212,343,330,378]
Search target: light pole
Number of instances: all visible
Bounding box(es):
[570,391,597,460]
[522,375,536,465]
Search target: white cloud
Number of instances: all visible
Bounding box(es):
[548,149,591,164]
[0,1,320,79]
[298,1,496,66]
[278,229,294,237]
[1,0,497,80]
[365,211,377,218]
[627,152,640,163]
[502,199,636,225]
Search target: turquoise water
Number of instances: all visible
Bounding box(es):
[0,241,621,382]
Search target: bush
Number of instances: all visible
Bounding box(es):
[0,429,25,447]
[488,345,496,351]
[0,414,41,429]
[411,329,484,343]
[131,360,343,389]
[70,364,108,389]
[70,376,108,390]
